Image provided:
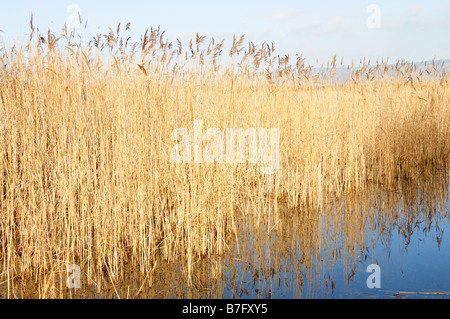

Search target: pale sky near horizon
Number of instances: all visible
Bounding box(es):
[1,0,449,66]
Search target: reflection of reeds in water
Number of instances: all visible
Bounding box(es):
[0,18,449,298]
[4,169,446,299]
[221,169,450,299]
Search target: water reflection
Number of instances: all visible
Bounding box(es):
[3,169,448,299]
[220,168,449,299]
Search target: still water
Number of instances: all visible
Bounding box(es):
[8,169,447,299]
[219,169,450,299]
[107,168,448,299]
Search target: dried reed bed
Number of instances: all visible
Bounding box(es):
[0,19,449,297]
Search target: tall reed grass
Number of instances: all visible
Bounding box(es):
[0,19,449,297]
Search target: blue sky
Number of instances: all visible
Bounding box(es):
[1,0,449,66]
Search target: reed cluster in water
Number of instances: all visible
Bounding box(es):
[0,18,449,297]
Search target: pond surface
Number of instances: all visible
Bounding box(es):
[216,169,450,299]
[2,170,448,299]
[97,169,450,299]
[113,168,447,300]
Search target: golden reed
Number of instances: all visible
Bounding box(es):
[0,18,448,297]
